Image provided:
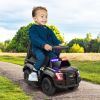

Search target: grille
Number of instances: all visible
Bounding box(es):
[64,72,77,85]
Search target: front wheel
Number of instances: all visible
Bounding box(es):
[41,77,56,96]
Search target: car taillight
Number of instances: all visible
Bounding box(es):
[55,73,63,80]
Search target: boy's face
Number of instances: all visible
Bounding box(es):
[33,9,48,25]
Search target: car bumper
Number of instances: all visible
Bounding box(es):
[54,77,81,89]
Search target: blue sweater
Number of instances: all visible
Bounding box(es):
[29,24,61,52]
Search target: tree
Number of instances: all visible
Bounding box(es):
[68,33,93,52]
[97,33,100,42]
[67,38,85,51]
[47,25,64,43]
[88,39,100,52]
[85,33,92,41]
[7,25,30,52]
[0,42,4,52]
[83,33,92,52]
[3,40,10,52]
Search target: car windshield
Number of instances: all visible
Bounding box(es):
[52,61,61,68]
[51,60,70,68]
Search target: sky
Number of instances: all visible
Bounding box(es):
[0,0,100,42]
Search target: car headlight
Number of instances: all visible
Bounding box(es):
[77,70,80,77]
[55,72,64,80]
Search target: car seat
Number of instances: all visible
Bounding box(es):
[24,41,49,68]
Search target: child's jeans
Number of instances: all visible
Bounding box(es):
[32,49,57,70]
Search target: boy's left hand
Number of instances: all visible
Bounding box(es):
[44,44,52,51]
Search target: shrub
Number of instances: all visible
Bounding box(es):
[69,44,84,53]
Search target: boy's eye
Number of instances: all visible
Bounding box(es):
[41,16,47,18]
[41,16,44,18]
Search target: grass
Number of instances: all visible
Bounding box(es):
[71,61,100,84]
[0,53,100,84]
[0,55,25,66]
[0,76,31,100]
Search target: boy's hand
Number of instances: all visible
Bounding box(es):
[44,44,52,51]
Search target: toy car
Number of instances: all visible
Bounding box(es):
[23,43,81,96]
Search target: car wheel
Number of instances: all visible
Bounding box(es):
[24,69,39,87]
[41,77,56,96]
[24,69,30,83]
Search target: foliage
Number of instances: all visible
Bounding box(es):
[97,33,100,42]
[0,40,11,52]
[88,39,100,52]
[67,33,100,52]
[69,44,84,53]
[0,42,4,52]
[47,25,64,43]
[67,38,86,51]
[7,23,32,52]
[2,25,100,53]
[84,33,92,41]
[68,38,84,47]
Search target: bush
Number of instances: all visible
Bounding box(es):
[69,44,84,53]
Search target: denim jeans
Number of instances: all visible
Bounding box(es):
[33,49,57,70]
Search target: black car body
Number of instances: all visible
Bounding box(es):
[23,45,81,96]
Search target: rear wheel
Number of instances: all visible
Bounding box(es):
[24,69,39,87]
[41,77,56,96]
[24,69,30,83]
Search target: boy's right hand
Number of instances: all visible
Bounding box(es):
[44,44,52,51]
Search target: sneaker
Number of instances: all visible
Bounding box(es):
[40,66,45,71]
[28,72,38,81]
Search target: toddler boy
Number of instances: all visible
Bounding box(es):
[28,6,62,81]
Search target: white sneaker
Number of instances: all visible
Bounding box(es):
[28,72,38,81]
[40,66,45,71]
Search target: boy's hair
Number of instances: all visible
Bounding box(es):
[32,6,47,17]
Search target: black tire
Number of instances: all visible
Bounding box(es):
[24,69,30,83]
[41,77,56,96]
[24,69,39,87]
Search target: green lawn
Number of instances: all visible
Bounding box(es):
[71,61,100,84]
[0,55,25,66]
[0,55,100,84]
[0,76,31,100]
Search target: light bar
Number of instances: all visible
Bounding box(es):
[51,59,59,62]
